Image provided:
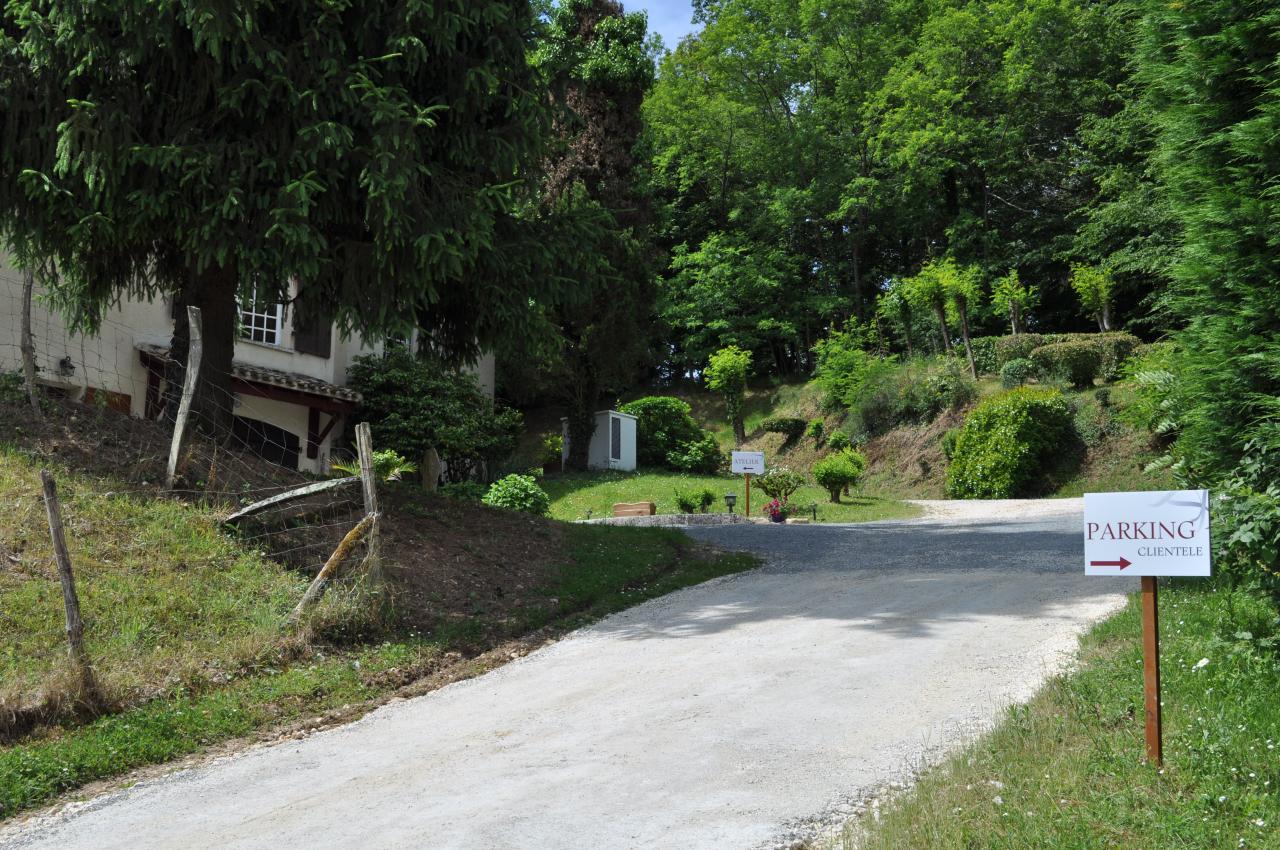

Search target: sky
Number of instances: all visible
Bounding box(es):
[632,0,699,51]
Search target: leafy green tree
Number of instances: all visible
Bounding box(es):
[991,271,1038,335]
[1139,0,1280,482]
[945,261,983,379]
[0,0,553,429]
[901,261,954,355]
[811,450,867,503]
[705,345,752,445]
[527,0,658,471]
[1069,263,1116,331]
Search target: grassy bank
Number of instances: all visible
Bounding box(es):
[830,581,1280,850]
[542,469,920,524]
[0,437,755,820]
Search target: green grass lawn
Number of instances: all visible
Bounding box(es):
[827,581,1280,850]
[542,469,920,523]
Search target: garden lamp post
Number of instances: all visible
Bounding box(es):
[724,493,737,514]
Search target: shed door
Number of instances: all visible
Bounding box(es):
[611,416,622,461]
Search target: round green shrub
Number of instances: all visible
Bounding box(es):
[482,474,550,515]
[674,490,699,514]
[805,419,825,443]
[1000,358,1035,389]
[811,450,867,503]
[1094,332,1141,381]
[665,432,723,474]
[617,396,712,470]
[826,430,852,451]
[993,333,1055,368]
[756,467,805,502]
[945,387,1074,499]
[1029,340,1102,389]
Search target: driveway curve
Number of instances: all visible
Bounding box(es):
[2,499,1128,850]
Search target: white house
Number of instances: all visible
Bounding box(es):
[0,254,494,474]
[561,410,637,472]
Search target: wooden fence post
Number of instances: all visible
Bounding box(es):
[20,267,41,416]
[355,422,382,584]
[39,470,100,703]
[285,513,378,627]
[166,306,202,491]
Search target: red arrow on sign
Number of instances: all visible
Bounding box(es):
[1090,556,1132,569]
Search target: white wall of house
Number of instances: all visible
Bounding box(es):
[0,253,497,475]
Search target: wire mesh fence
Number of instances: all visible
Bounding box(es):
[0,262,384,732]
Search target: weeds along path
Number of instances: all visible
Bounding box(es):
[2,501,1126,850]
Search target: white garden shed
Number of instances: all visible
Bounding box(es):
[561,410,637,472]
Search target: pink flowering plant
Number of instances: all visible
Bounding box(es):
[765,497,789,522]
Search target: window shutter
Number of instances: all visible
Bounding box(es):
[293,308,332,358]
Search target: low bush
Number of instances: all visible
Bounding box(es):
[674,491,699,514]
[1029,340,1101,389]
[941,428,960,460]
[826,430,852,451]
[756,467,805,503]
[1214,448,1280,595]
[617,396,722,472]
[993,333,1054,368]
[698,488,716,512]
[812,450,867,503]
[1000,358,1035,388]
[438,481,487,501]
[482,474,550,515]
[666,431,723,474]
[760,416,807,445]
[1093,331,1142,380]
[805,419,825,444]
[946,387,1074,499]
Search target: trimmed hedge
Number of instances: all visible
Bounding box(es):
[760,416,807,441]
[1029,340,1103,389]
[1094,332,1141,380]
[1000,358,1035,388]
[968,336,1001,375]
[994,333,1055,368]
[945,387,1073,499]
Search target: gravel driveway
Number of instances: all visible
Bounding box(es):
[2,499,1129,850]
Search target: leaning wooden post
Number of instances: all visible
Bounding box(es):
[40,470,100,703]
[286,512,377,627]
[20,267,41,416]
[166,306,203,491]
[355,422,382,584]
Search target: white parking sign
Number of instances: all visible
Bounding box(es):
[1083,490,1211,577]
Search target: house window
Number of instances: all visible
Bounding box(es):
[240,285,285,345]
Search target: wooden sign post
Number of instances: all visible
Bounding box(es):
[1141,576,1163,765]
[1085,489,1211,767]
[731,451,765,517]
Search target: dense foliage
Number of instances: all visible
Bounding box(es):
[616,396,721,473]
[755,467,805,503]
[348,350,522,484]
[483,474,551,515]
[946,387,1074,499]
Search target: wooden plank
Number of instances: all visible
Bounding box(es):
[1141,575,1163,766]
[222,476,359,525]
[613,502,656,517]
[40,470,100,701]
[166,306,202,490]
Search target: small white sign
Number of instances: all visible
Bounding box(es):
[1084,490,1211,577]
[731,451,765,475]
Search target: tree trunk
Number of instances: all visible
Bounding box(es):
[167,263,238,437]
[1010,302,1022,335]
[957,297,977,378]
[1100,302,1113,332]
[933,302,953,354]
